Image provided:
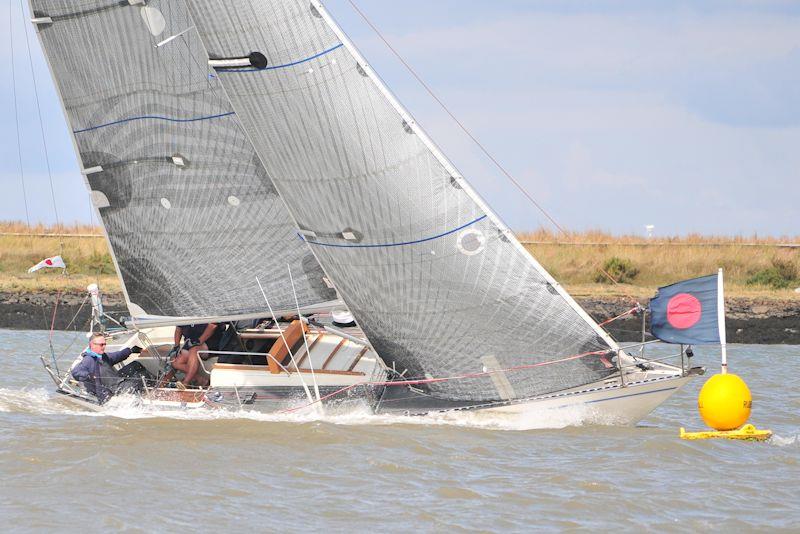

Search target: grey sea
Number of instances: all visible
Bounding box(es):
[0,330,797,532]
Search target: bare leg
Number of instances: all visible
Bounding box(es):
[182,343,208,386]
[171,350,190,374]
[193,344,210,387]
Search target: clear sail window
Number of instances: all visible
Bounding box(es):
[457,229,486,256]
[140,6,166,36]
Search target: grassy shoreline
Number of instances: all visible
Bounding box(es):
[2,222,798,300]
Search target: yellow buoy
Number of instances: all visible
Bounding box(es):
[679,424,772,442]
[697,373,752,431]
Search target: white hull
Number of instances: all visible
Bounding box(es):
[480,373,693,426]
[53,369,694,427]
[53,386,209,412]
[48,326,700,424]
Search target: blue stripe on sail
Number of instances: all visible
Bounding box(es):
[73,111,235,134]
[303,215,488,249]
[217,43,344,73]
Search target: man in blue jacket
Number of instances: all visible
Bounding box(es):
[71,333,147,403]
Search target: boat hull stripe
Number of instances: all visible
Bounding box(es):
[584,386,678,404]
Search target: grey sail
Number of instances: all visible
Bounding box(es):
[186,0,620,403]
[30,0,336,319]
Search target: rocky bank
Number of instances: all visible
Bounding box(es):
[1,291,798,344]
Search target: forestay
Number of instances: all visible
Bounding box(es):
[30,0,336,319]
[189,0,620,402]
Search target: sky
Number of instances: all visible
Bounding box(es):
[1,0,798,237]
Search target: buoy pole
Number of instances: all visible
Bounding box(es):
[679,268,772,441]
[717,268,727,374]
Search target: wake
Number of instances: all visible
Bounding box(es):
[0,386,592,431]
[768,433,799,447]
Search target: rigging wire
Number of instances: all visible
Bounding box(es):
[16,0,73,335]
[344,1,636,294]
[280,348,609,414]
[9,0,31,229]
[19,0,60,230]
[344,0,566,235]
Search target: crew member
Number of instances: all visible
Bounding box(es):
[170,323,219,388]
[71,333,147,403]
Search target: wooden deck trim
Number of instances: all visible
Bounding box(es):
[293,333,323,370]
[321,338,347,370]
[297,368,364,376]
[267,320,307,374]
[347,346,370,372]
[212,363,364,376]
[307,333,324,351]
[238,332,281,339]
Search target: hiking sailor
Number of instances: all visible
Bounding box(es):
[70,333,147,404]
[170,323,219,388]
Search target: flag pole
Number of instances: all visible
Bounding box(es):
[717,268,727,374]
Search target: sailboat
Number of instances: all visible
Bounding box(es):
[31,0,702,423]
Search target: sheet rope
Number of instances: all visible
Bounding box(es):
[596,305,642,327]
[278,348,609,414]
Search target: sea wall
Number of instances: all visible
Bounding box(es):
[1,291,797,344]
[0,291,128,332]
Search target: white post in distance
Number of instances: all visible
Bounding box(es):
[717,268,727,374]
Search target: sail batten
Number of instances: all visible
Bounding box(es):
[30,0,336,319]
[186,0,619,402]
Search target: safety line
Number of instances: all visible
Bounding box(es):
[73,111,235,134]
[216,43,344,73]
[21,0,60,230]
[9,0,30,228]
[302,214,487,249]
[280,349,608,414]
[597,306,641,327]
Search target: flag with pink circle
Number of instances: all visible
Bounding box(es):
[649,273,721,344]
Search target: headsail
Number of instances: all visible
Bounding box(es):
[185,0,622,403]
[30,0,337,319]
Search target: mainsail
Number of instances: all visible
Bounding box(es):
[30,0,336,319]
[186,0,621,403]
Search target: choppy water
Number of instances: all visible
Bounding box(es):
[1,330,798,531]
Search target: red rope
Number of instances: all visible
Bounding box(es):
[279,349,607,414]
[597,306,641,327]
[48,287,62,342]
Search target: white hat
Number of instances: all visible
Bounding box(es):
[331,310,355,324]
